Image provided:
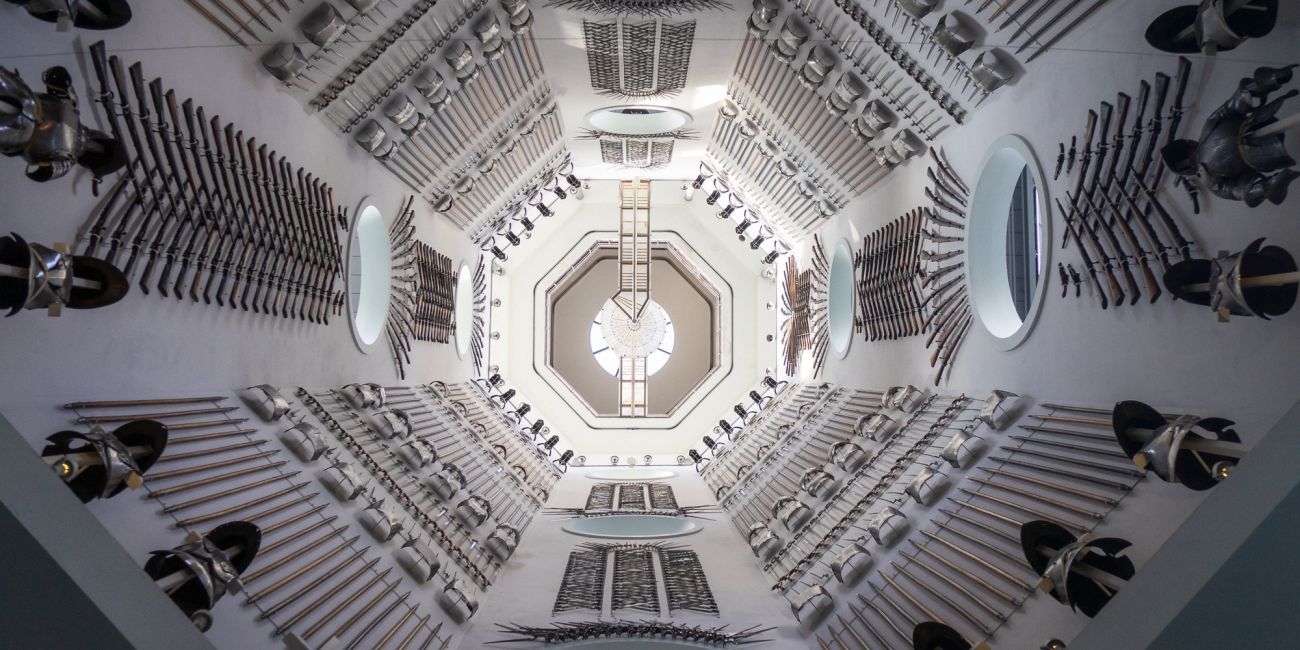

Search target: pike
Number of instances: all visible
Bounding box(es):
[1058,262,1069,298]
[62,396,227,409]
[957,488,1089,535]
[897,550,1007,620]
[1008,434,1128,459]
[978,467,1119,504]
[988,455,1134,490]
[881,572,949,630]
[1018,423,1114,442]
[239,493,319,527]
[154,439,268,464]
[997,445,1145,478]
[304,576,398,641]
[951,498,1026,530]
[161,470,302,513]
[275,564,389,634]
[146,450,279,480]
[183,0,250,48]
[330,590,411,646]
[258,515,338,555]
[259,554,375,620]
[259,504,330,536]
[906,540,1021,604]
[1030,413,1110,427]
[933,520,1029,567]
[940,508,1020,544]
[173,480,311,527]
[859,590,910,643]
[344,591,413,650]
[242,529,345,581]
[244,536,361,602]
[1023,0,1113,63]
[148,460,288,497]
[968,477,1107,519]
[165,419,251,433]
[75,406,238,423]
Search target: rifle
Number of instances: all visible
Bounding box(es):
[87,42,150,264]
[128,62,192,297]
[108,57,167,278]
[1055,198,1109,310]
[1062,109,1097,248]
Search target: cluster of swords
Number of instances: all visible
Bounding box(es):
[781,235,831,377]
[437,380,565,485]
[411,242,455,343]
[662,547,720,615]
[491,620,773,646]
[80,42,346,322]
[854,210,924,341]
[762,394,957,588]
[553,545,607,613]
[868,0,1019,107]
[301,389,503,588]
[62,395,451,647]
[922,147,973,387]
[1054,56,1197,308]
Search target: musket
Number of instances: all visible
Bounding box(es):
[80,161,138,256]
[1129,170,1193,261]
[1056,198,1117,308]
[1020,423,1113,442]
[917,273,964,310]
[149,81,209,300]
[1061,109,1097,249]
[107,57,167,278]
[195,110,242,305]
[927,147,967,195]
[259,505,330,536]
[925,206,964,230]
[128,63,192,297]
[165,91,221,303]
[238,136,274,312]
[1074,189,1140,304]
[1097,184,1160,302]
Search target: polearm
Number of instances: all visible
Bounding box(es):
[62,396,227,409]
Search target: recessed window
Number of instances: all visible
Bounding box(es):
[589,299,674,377]
[347,205,391,348]
[828,240,854,358]
[453,263,473,357]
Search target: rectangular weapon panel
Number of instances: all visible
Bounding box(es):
[684,383,1227,649]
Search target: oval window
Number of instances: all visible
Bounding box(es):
[828,239,854,358]
[347,205,391,348]
[454,263,474,357]
[967,135,1051,350]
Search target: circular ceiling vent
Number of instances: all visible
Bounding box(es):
[585,105,693,135]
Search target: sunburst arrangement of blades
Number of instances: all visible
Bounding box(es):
[51,393,452,645]
[553,542,718,617]
[584,19,696,98]
[688,164,792,265]
[468,257,488,373]
[1055,57,1199,310]
[922,148,973,386]
[545,0,732,16]
[781,235,830,377]
[854,212,924,341]
[412,242,455,343]
[79,42,346,323]
[384,199,418,379]
[493,620,772,645]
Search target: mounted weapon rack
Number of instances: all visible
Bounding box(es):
[382,198,418,380]
[854,210,924,341]
[52,392,456,646]
[1054,57,1199,310]
[684,376,788,469]
[690,163,792,265]
[921,147,972,386]
[700,382,823,495]
[474,155,584,256]
[721,386,881,534]
[781,234,830,377]
[411,241,455,343]
[806,397,1165,649]
[432,380,565,493]
[79,42,347,323]
[554,542,719,617]
[467,256,489,374]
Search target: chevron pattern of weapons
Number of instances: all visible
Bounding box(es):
[854,212,924,341]
[583,19,696,97]
[921,147,972,386]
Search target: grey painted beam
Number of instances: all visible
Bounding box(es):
[0,413,214,650]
